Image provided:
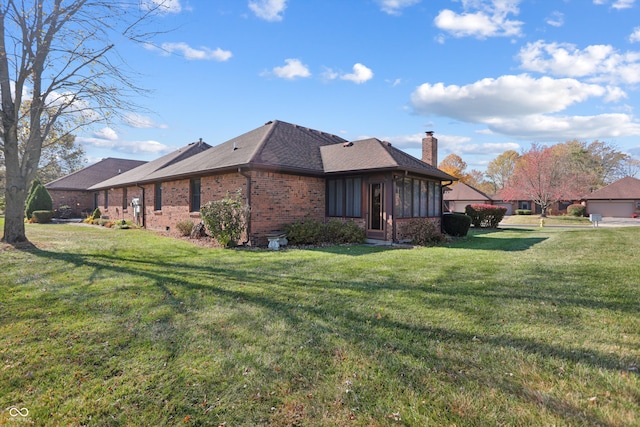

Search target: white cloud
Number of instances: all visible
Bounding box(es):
[271,59,311,79]
[340,63,374,84]
[141,0,182,14]
[376,0,421,15]
[487,113,640,140]
[249,0,287,21]
[545,11,564,27]
[630,27,640,43]
[411,74,607,122]
[434,0,524,39]
[517,40,640,84]
[613,0,635,9]
[123,113,169,129]
[78,130,172,155]
[93,127,119,141]
[150,42,232,61]
[409,73,640,140]
[594,0,636,8]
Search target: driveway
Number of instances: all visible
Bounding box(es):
[590,217,640,227]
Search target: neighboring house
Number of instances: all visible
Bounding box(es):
[583,176,640,217]
[45,157,147,217]
[88,120,456,245]
[443,183,554,216]
[86,139,212,225]
[443,183,493,213]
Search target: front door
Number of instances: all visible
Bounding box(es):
[367,182,385,239]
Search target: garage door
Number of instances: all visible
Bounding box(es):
[496,203,513,216]
[587,201,635,217]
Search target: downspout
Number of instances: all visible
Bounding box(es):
[136,183,146,228]
[238,168,252,246]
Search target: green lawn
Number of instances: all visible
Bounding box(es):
[1,223,639,426]
[501,214,592,226]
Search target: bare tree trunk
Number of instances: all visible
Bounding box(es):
[3,176,28,243]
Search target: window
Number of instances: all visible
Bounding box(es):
[154,183,162,211]
[122,188,128,210]
[327,177,362,217]
[190,178,201,212]
[104,190,109,209]
[396,177,441,218]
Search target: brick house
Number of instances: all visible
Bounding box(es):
[88,120,455,245]
[583,176,640,217]
[45,157,147,217]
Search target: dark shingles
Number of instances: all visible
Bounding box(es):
[583,176,640,200]
[88,140,211,190]
[443,182,493,201]
[321,138,456,180]
[45,158,147,191]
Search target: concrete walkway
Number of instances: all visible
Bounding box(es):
[501,217,640,228]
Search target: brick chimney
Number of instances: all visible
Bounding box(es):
[422,131,437,166]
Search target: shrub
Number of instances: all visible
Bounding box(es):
[442,213,471,237]
[200,190,248,247]
[515,209,532,215]
[567,204,586,217]
[25,180,53,220]
[56,205,73,219]
[284,218,325,245]
[176,220,194,237]
[404,218,444,246]
[31,210,53,223]
[324,219,366,244]
[284,218,366,245]
[465,204,507,228]
[92,208,102,219]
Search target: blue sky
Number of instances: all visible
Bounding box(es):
[77,0,640,173]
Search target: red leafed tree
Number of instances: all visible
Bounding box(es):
[501,143,589,217]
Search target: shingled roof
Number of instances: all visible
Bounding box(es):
[86,121,455,187]
[583,176,640,200]
[45,158,147,191]
[320,138,455,180]
[143,120,348,181]
[443,182,493,201]
[89,139,211,190]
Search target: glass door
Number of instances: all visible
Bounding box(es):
[368,182,384,233]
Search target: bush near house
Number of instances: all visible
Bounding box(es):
[200,191,248,247]
[175,220,195,237]
[25,180,53,220]
[567,204,586,217]
[284,218,365,245]
[443,213,472,237]
[404,218,445,245]
[465,204,507,228]
[515,209,532,215]
[31,210,54,223]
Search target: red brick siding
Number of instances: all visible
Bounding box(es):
[48,190,94,217]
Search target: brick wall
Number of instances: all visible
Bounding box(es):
[96,170,327,246]
[49,190,95,217]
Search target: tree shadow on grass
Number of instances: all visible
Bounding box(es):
[18,244,635,426]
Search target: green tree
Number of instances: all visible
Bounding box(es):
[485,150,519,192]
[1,0,167,244]
[24,179,52,219]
